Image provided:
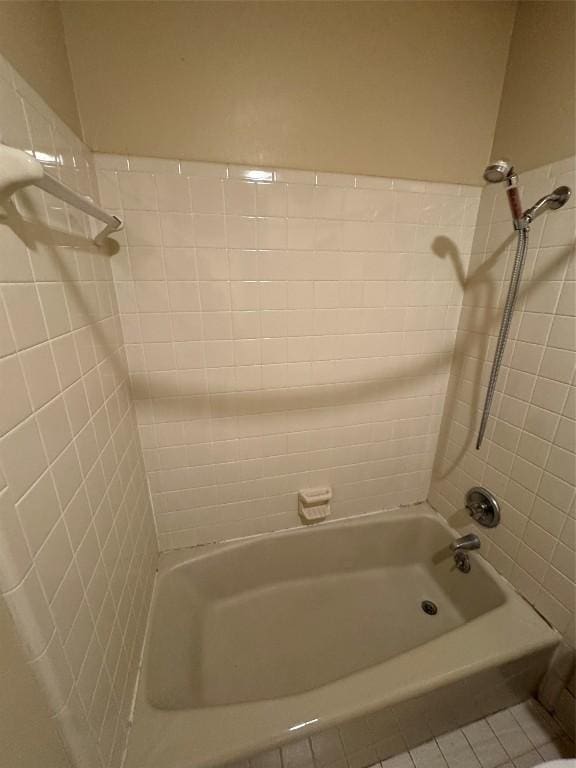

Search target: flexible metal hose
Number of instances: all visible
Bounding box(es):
[476,226,529,449]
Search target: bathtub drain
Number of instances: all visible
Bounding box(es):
[421,600,438,615]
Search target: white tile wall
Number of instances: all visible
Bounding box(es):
[97,155,481,549]
[429,156,576,717]
[0,54,157,768]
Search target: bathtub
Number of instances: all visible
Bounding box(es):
[125,505,559,768]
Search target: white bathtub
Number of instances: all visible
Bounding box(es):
[125,505,559,768]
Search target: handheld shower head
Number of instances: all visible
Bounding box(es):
[483,160,513,184]
[484,159,523,225]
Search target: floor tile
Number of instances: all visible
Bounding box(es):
[510,701,562,748]
[409,740,448,768]
[318,699,575,768]
[487,710,534,759]
[436,729,481,768]
[380,753,415,768]
[462,719,509,768]
[538,736,576,760]
[512,750,544,768]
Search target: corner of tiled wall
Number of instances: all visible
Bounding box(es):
[0,53,158,767]
[428,155,575,723]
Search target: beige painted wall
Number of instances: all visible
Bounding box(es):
[61,1,516,185]
[492,0,576,171]
[0,1,81,136]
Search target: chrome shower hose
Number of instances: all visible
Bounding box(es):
[476,227,529,449]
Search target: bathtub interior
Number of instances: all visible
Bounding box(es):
[146,512,506,709]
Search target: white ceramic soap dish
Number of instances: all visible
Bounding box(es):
[298,487,332,523]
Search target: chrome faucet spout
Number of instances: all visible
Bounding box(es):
[450,533,481,553]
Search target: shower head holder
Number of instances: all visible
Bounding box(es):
[523,186,571,223]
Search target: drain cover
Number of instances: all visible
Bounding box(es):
[421,600,438,615]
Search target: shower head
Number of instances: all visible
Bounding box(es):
[484,159,523,225]
[482,158,571,230]
[483,160,514,183]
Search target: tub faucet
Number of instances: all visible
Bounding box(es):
[451,533,481,552]
[450,534,480,573]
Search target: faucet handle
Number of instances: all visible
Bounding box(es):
[465,487,500,528]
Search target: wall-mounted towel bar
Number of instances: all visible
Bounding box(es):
[0,143,122,245]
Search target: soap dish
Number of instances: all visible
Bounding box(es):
[298,487,332,523]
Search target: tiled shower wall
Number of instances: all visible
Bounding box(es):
[429,155,575,731]
[0,54,157,768]
[96,154,481,549]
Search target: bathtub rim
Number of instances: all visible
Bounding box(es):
[124,503,560,768]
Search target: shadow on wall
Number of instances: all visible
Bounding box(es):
[3,197,574,481]
[431,232,511,478]
[433,234,576,489]
[125,235,509,415]
[124,233,572,472]
[125,234,571,419]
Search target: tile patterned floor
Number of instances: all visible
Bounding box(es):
[379,700,575,768]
